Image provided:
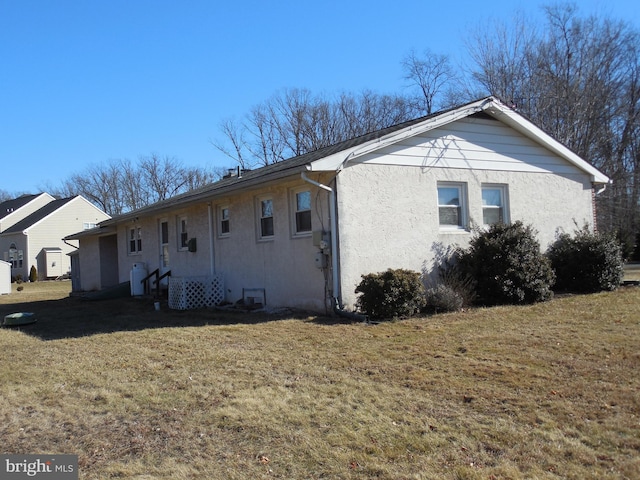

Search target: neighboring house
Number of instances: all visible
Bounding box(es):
[0,193,55,232]
[66,97,610,313]
[0,195,111,280]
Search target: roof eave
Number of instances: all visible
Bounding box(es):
[481,101,611,185]
[99,163,310,227]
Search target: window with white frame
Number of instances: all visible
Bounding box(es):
[482,185,509,225]
[128,226,142,254]
[259,197,274,239]
[8,243,23,268]
[292,189,312,235]
[437,183,467,228]
[219,206,230,237]
[178,216,188,250]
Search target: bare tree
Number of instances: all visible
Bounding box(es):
[466,4,640,239]
[402,49,456,114]
[0,189,14,202]
[50,154,218,215]
[213,88,420,168]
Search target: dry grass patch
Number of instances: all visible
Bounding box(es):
[0,282,639,479]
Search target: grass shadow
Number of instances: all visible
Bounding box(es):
[0,295,318,341]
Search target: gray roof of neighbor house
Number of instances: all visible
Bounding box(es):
[0,197,76,235]
[0,194,42,220]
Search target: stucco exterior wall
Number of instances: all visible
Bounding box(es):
[112,175,333,312]
[76,235,102,291]
[211,176,332,312]
[336,163,595,310]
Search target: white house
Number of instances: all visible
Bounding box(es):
[0,195,111,280]
[66,97,610,313]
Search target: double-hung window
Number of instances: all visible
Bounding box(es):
[259,198,274,239]
[437,183,467,229]
[178,216,188,250]
[293,189,312,235]
[482,185,509,225]
[128,226,142,254]
[219,206,230,237]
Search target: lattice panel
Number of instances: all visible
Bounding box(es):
[168,275,225,310]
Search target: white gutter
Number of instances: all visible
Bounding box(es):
[301,171,341,309]
[207,203,215,275]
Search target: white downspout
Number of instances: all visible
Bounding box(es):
[301,171,340,309]
[208,203,215,275]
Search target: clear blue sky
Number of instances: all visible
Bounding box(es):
[1,0,638,195]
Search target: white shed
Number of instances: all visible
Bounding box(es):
[42,247,64,279]
[0,260,11,294]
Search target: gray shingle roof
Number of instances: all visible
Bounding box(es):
[100,110,442,225]
[1,197,76,235]
[0,194,42,220]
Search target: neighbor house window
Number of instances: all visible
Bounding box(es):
[482,185,509,225]
[128,226,142,254]
[8,243,22,268]
[259,197,274,239]
[438,183,467,228]
[292,189,312,235]
[178,216,188,250]
[219,206,230,237]
[83,222,97,230]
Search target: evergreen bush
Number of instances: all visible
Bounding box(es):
[455,221,555,305]
[355,268,426,320]
[29,265,38,283]
[547,226,624,293]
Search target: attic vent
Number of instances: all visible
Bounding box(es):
[470,111,497,121]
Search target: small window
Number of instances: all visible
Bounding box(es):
[83,222,97,230]
[178,216,188,250]
[438,183,467,228]
[482,185,509,225]
[259,198,274,239]
[294,190,312,234]
[128,226,142,254]
[219,206,230,237]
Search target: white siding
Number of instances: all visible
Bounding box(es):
[354,117,585,176]
[25,197,110,279]
[0,193,54,233]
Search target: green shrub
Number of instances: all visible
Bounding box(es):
[547,226,624,293]
[355,268,426,320]
[29,265,38,283]
[456,221,555,306]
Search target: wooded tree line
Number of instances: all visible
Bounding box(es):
[54,155,219,216]
[7,3,637,243]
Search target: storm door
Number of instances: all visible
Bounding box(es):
[159,219,170,287]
